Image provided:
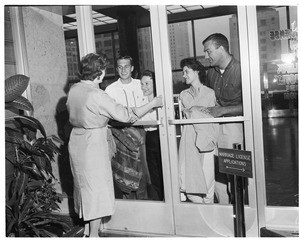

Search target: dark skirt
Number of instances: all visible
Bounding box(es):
[145,130,164,201]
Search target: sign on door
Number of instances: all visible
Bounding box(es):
[218,148,253,178]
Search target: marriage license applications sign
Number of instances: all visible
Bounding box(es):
[218,148,253,178]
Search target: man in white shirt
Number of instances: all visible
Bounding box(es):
[106,56,150,200]
[105,56,147,108]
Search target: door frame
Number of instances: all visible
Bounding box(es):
[10,4,298,237]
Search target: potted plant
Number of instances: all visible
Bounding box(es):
[5,74,71,237]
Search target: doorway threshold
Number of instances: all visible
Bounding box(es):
[260,227,299,237]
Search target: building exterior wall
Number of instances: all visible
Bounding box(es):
[22,6,69,198]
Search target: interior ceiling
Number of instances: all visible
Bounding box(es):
[62,5,282,35]
[62,5,220,31]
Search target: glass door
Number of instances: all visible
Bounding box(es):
[101,5,175,235]
[102,5,262,236]
[246,6,298,234]
[157,5,258,236]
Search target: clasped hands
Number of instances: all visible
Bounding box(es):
[183,105,223,118]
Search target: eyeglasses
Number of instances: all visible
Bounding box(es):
[117,65,131,71]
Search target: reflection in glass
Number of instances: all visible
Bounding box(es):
[257,6,298,206]
[169,21,193,70]
[65,38,79,85]
[138,27,154,72]
[95,33,118,77]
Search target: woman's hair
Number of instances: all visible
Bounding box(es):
[141,70,156,95]
[78,52,108,81]
[180,58,206,84]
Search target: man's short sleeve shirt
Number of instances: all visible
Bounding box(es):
[206,57,242,107]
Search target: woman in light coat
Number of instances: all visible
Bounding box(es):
[178,58,218,204]
[66,53,163,237]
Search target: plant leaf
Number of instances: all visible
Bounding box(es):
[5,74,30,102]
[5,126,24,140]
[6,208,17,235]
[27,180,44,189]
[39,229,58,237]
[29,213,70,230]
[19,197,34,222]
[32,150,54,177]
[17,172,29,197]
[6,96,34,112]
[9,137,42,156]
[6,115,47,138]
[44,138,62,154]
[6,172,28,206]
[35,143,55,160]
[22,163,43,180]
[46,219,71,230]
[32,155,50,177]
[23,220,42,237]
[49,135,64,145]
[23,116,47,138]
[63,225,84,237]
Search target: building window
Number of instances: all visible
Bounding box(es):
[261,46,267,51]
[260,38,267,44]
[261,19,267,26]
